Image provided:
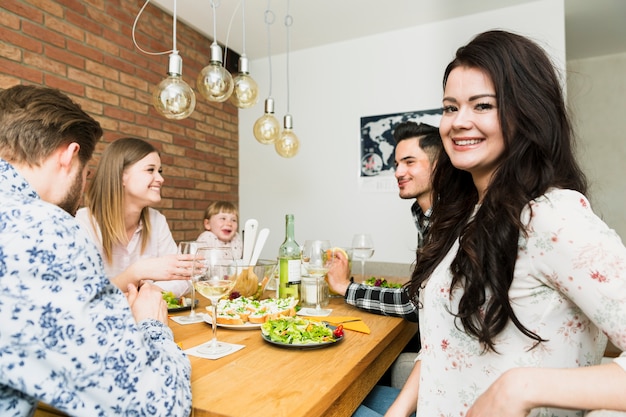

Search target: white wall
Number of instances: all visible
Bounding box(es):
[568,52,626,240]
[239,0,566,263]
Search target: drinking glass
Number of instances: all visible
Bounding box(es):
[301,240,332,315]
[193,247,236,355]
[176,241,200,323]
[351,234,375,280]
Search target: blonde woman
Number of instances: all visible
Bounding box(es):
[76,137,191,296]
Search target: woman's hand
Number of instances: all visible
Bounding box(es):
[126,281,169,324]
[112,254,199,293]
[132,253,198,281]
[466,368,533,417]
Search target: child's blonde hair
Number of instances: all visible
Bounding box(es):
[203,201,239,221]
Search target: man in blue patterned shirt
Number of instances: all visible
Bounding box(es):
[327,122,442,322]
[0,85,192,416]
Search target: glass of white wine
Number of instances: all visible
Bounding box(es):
[351,234,375,280]
[193,247,236,355]
[176,241,200,323]
[301,240,332,315]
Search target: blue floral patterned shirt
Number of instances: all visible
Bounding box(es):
[0,159,192,417]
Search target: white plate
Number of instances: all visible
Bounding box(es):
[203,314,263,330]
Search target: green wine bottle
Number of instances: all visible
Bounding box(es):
[278,214,300,300]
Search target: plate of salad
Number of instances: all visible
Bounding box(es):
[163,291,198,313]
[260,316,344,349]
[363,277,403,289]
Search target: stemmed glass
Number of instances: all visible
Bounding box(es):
[193,247,236,355]
[351,234,375,280]
[176,241,201,323]
[301,240,333,316]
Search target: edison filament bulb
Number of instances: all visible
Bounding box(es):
[153,53,196,120]
[231,56,259,108]
[275,114,299,158]
[253,98,280,144]
[197,43,234,103]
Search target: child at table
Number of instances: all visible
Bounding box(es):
[197,201,243,260]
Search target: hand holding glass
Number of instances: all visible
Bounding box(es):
[193,247,236,355]
[301,240,332,315]
[351,234,374,280]
[176,241,200,322]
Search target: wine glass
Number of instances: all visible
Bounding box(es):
[301,240,333,316]
[351,234,375,280]
[193,247,236,355]
[176,241,200,323]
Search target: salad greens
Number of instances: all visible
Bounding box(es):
[162,291,190,309]
[364,277,403,288]
[261,317,338,345]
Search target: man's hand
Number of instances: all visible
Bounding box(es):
[326,250,352,296]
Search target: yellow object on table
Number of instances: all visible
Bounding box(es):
[304,316,370,334]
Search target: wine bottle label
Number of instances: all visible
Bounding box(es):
[285,259,301,284]
[278,257,301,299]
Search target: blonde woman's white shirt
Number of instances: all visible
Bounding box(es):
[416,189,626,417]
[76,207,189,297]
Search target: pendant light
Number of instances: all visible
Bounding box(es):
[197,0,234,103]
[275,1,299,158]
[134,0,196,120]
[253,97,280,144]
[230,0,259,109]
[253,1,280,145]
[275,113,299,158]
[153,51,196,120]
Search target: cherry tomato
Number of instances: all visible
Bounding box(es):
[333,324,344,338]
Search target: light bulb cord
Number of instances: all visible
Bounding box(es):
[223,0,242,66]
[211,0,219,46]
[241,0,247,56]
[172,0,177,52]
[132,0,173,56]
[210,0,232,66]
[265,0,274,97]
[284,0,292,113]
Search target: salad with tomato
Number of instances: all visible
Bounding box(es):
[364,277,403,288]
[162,291,191,310]
[261,317,341,345]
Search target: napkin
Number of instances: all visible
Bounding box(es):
[304,316,370,334]
[297,307,332,317]
[184,341,245,360]
[169,313,207,325]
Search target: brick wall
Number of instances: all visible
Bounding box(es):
[0,0,239,243]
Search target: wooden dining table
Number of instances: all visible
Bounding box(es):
[172,294,418,417]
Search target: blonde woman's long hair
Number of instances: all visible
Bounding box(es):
[85,138,157,264]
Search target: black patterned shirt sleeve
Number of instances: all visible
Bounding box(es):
[344,283,418,322]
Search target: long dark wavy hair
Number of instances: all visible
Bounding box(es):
[408,30,588,352]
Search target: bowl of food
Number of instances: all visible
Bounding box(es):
[230,259,277,299]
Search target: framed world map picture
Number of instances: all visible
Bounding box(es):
[359,108,442,192]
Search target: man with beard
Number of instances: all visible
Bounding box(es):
[327,121,441,388]
[328,121,441,320]
[0,85,191,417]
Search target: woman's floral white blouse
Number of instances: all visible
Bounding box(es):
[416,189,626,417]
[0,159,192,417]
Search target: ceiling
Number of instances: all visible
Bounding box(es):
[149,0,626,61]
